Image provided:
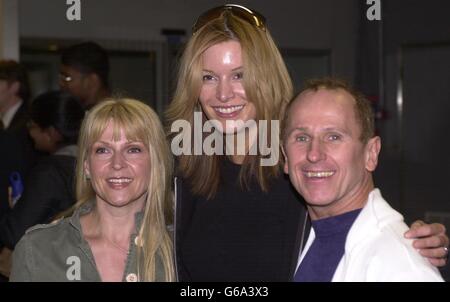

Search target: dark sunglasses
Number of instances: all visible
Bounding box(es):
[192,4,266,34]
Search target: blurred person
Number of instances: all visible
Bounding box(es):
[0,60,30,131]
[10,98,174,282]
[0,91,84,279]
[0,60,37,229]
[0,91,84,248]
[59,41,110,110]
[282,78,445,281]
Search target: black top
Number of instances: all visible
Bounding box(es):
[175,159,308,281]
[0,154,77,249]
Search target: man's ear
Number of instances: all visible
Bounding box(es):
[9,81,20,95]
[365,136,381,172]
[46,126,63,143]
[81,73,98,95]
[281,145,289,174]
[88,73,102,89]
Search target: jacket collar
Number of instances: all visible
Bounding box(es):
[68,200,145,239]
[344,188,404,253]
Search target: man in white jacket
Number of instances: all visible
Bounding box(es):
[281,77,444,282]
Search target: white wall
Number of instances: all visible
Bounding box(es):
[18,0,359,81]
[1,0,19,60]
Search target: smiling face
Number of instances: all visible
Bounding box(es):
[84,121,151,209]
[199,40,257,134]
[283,88,380,219]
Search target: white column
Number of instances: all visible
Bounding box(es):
[0,0,19,60]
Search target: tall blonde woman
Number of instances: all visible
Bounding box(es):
[10,98,174,281]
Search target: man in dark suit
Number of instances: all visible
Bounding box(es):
[0,60,39,281]
[0,60,37,227]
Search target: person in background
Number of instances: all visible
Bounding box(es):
[0,90,84,279]
[282,78,445,281]
[0,90,84,248]
[0,60,31,132]
[0,60,39,281]
[0,60,37,209]
[10,98,174,282]
[59,41,110,110]
[166,4,448,281]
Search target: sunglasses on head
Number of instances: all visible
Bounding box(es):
[192,4,266,34]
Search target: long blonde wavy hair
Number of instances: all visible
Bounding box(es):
[166,9,293,199]
[74,98,174,281]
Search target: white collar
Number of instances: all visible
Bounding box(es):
[54,144,78,157]
[343,188,403,252]
[2,100,23,129]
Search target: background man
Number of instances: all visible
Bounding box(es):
[0,60,31,132]
[59,41,110,109]
[0,60,37,281]
[0,60,37,212]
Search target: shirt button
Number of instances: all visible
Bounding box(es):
[126,273,138,282]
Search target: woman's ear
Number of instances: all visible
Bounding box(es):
[84,159,90,179]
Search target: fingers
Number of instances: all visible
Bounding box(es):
[426,257,447,268]
[412,234,448,249]
[418,244,448,257]
[405,222,446,239]
[418,246,449,268]
[406,221,449,268]
[409,220,425,230]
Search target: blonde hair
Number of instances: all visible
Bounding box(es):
[74,98,174,281]
[166,10,293,199]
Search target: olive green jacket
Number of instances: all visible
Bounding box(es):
[9,202,165,282]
